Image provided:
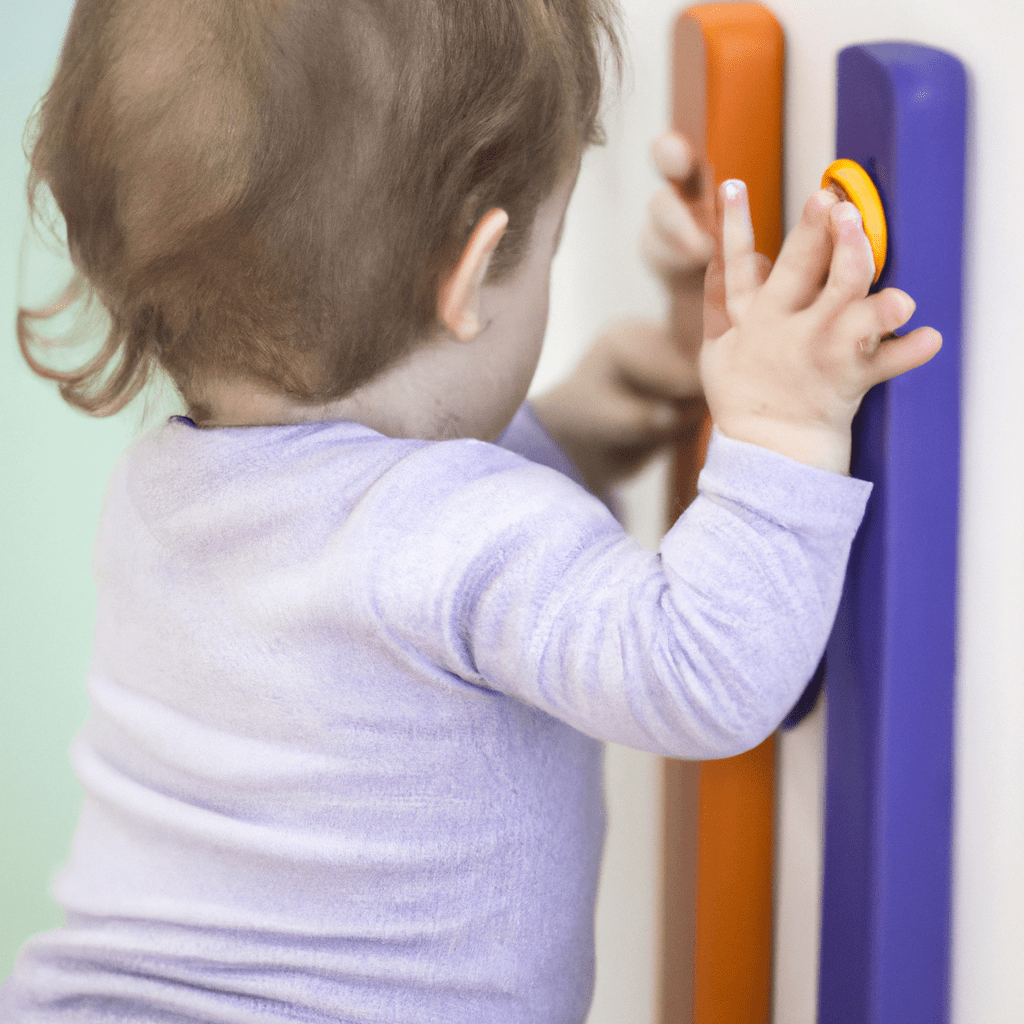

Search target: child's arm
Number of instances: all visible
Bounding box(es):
[357,177,938,758]
[531,132,714,494]
[528,318,706,494]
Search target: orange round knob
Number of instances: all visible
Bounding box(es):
[821,158,888,282]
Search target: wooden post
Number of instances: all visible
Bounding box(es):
[661,6,784,1022]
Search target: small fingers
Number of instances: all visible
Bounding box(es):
[833,288,915,358]
[864,326,943,387]
[651,131,705,204]
[719,180,763,315]
[702,247,727,340]
[600,319,702,402]
[751,252,774,288]
[833,286,941,386]
[873,288,916,349]
[641,184,715,278]
[817,201,876,313]
[651,131,698,182]
[763,189,839,310]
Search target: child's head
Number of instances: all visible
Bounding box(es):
[21,0,621,418]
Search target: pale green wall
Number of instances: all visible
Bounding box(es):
[0,1,172,976]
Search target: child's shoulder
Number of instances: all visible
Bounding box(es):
[93,415,617,600]
[110,413,603,531]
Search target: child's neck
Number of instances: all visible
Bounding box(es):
[191,324,528,443]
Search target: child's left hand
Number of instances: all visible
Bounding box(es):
[531,317,706,495]
[640,131,716,298]
[532,131,717,495]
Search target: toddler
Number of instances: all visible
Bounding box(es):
[2,0,940,1021]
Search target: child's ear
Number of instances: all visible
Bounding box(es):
[437,208,509,342]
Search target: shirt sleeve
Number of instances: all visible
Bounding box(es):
[347,428,870,760]
[493,403,588,488]
[493,402,623,519]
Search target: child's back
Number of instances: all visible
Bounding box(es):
[9,417,608,1022]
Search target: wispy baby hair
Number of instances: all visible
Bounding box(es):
[20,0,622,416]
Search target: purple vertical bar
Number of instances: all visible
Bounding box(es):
[819,44,965,1024]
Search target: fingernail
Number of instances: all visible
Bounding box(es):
[839,204,862,226]
[722,179,744,200]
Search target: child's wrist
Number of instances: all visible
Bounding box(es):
[712,418,852,475]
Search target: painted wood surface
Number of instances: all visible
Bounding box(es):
[819,42,965,1024]
[662,6,784,1022]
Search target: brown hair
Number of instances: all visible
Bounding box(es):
[18,0,622,417]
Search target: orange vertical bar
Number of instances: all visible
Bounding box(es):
[661,5,784,1024]
[694,739,776,1023]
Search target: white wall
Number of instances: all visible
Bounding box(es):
[546,1,1024,1021]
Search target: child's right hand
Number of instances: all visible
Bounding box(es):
[701,180,943,474]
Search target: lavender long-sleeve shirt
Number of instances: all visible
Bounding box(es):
[1,406,870,1023]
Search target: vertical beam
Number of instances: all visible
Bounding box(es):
[661,755,699,1024]
[662,6,784,1023]
[819,43,966,1024]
